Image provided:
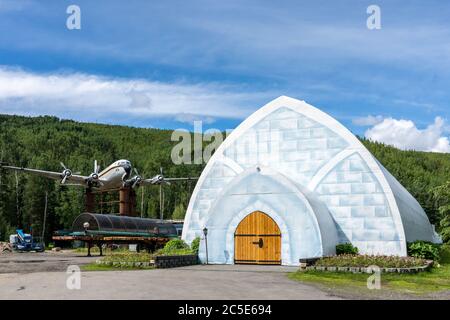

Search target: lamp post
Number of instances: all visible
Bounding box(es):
[83,222,90,235]
[202,227,208,265]
[83,222,91,256]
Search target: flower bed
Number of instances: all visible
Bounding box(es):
[96,259,153,268]
[95,252,153,268]
[316,254,426,268]
[301,254,433,273]
[94,239,201,269]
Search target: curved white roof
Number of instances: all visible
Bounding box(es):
[183,96,440,264]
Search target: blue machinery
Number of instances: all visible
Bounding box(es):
[10,229,45,252]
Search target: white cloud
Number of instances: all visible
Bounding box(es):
[174,113,216,124]
[365,117,450,153]
[0,66,270,123]
[0,0,31,12]
[352,115,384,127]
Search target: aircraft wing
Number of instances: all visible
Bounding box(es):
[164,177,199,182]
[0,165,88,185]
[139,175,198,186]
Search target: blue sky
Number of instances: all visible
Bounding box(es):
[0,0,450,151]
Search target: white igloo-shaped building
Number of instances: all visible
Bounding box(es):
[182,96,441,266]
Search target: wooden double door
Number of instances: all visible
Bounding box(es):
[234,211,281,265]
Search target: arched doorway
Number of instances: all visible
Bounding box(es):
[234,211,281,265]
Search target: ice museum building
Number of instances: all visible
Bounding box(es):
[182,96,441,266]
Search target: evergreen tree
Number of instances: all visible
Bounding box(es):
[433,181,450,242]
[172,203,186,220]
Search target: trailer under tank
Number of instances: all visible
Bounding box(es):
[52,213,179,256]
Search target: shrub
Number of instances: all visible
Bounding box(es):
[336,243,359,255]
[440,244,450,264]
[191,237,200,254]
[315,254,426,268]
[164,239,189,251]
[157,238,193,256]
[172,203,186,220]
[407,241,441,261]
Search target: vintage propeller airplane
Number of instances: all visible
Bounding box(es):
[0,159,196,190]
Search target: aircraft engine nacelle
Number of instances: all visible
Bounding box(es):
[61,168,72,183]
[90,173,99,180]
[86,160,103,187]
[59,162,73,184]
[62,169,72,177]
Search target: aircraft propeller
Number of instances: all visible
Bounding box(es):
[59,162,80,184]
[151,167,171,185]
[88,160,103,186]
[131,168,143,188]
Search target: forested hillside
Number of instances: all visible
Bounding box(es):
[361,139,450,226]
[0,114,449,243]
[0,114,203,241]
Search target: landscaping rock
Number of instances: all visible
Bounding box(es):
[303,263,431,274]
[154,254,199,268]
[315,266,326,271]
[0,242,12,253]
[417,266,427,272]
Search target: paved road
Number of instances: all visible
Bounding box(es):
[0,264,340,300]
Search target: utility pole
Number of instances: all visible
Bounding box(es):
[42,191,48,246]
[159,184,164,221]
[15,171,20,228]
[141,186,144,218]
[186,180,191,208]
